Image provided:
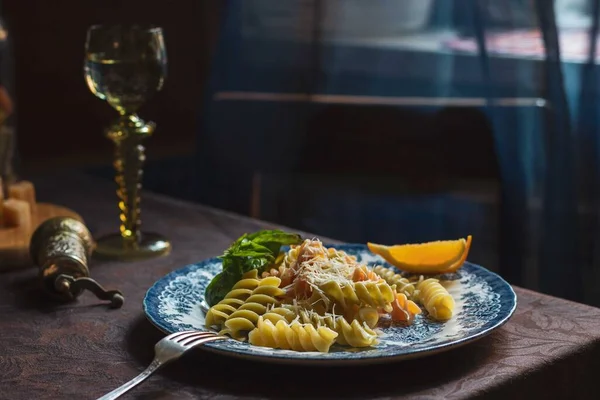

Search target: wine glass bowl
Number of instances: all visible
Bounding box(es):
[84,24,170,261]
[84,25,167,116]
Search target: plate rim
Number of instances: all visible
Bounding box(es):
[143,244,517,365]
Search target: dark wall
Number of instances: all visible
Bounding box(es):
[2,0,221,169]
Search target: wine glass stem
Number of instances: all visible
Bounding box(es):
[113,132,145,247]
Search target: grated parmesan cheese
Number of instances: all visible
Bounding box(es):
[282,239,375,306]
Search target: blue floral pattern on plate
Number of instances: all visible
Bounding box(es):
[143,244,517,365]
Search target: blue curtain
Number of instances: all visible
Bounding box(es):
[196,0,600,305]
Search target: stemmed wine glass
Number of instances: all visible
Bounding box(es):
[84,25,170,260]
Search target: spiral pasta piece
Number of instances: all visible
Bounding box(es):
[352,306,380,329]
[327,247,358,264]
[354,281,395,311]
[248,317,338,353]
[390,292,422,323]
[220,276,285,340]
[262,265,296,288]
[319,280,395,313]
[297,310,379,347]
[372,265,416,298]
[261,306,297,324]
[352,265,381,282]
[283,301,379,329]
[204,269,262,328]
[416,278,455,321]
[282,244,302,269]
[261,265,288,279]
[318,281,358,310]
[332,304,380,328]
[304,291,329,315]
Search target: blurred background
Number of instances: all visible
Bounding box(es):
[3,0,600,306]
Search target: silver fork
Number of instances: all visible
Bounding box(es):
[97,331,227,400]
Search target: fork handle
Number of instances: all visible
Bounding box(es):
[96,358,164,400]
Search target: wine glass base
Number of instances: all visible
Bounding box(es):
[93,232,171,261]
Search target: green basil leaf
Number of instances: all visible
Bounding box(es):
[205,229,303,306]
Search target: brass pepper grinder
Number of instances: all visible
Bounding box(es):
[30,217,124,308]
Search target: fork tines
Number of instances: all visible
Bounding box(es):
[167,331,224,347]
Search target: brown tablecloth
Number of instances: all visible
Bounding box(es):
[1,172,600,400]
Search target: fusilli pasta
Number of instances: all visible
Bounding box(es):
[352,265,380,282]
[204,269,262,327]
[297,310,379,347]
[261,306,297,324]
[390,292,422,323]
[320,280,395,312]
[372,265,416,298]
[344,305,380,328]
[416,278,455,321]
[248,316,338,353]
[204,237,463,353]
[220,276,285,340]
[282,244,302,269]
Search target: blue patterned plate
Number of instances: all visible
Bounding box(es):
[143,244,517,365]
